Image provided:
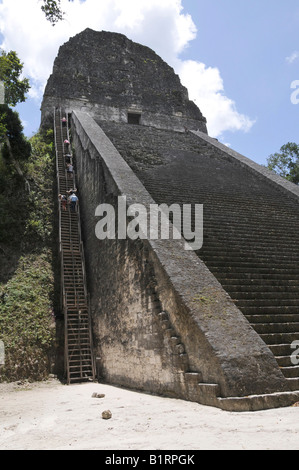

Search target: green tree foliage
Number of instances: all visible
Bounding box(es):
[0,130,56,382]
[267,143,299,185]
[0,50,31,172]
[0,112,7,138]
[41,0,74,25]
[0,50,30,107]
[0,105,31,161]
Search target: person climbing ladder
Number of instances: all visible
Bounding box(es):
[69,192,78,213]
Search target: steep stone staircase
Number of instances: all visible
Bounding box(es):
[54,109,96,384]
[200,195,299,392]
[98,121,299,394]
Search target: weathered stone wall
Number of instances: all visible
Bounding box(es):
[41,29,207,134]
[70,110,289,402]
[71,115,189,397]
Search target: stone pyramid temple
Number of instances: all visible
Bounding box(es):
[41,28,299,411]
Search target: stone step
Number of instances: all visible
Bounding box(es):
[221,278,299,287]
[245,314,299,324]
[237,299,299,307]
[225,286,299,295]
[269,344,293,356]
[240,306,299,315]
[216,391,299,412]
[218,273,299,282]
[203,226,299,241]
[286,378,299,391]
[276,355,297,367]
[203,233,299,247]
[202,251,299,262]
[251,322,299,334]
[202,256,299,267]
[201,246,299,257]
[211,265,299,275]
[259,332,299,344]
[233,293,299,302]
[281,365,299,378]
[204,216,299,229]
[216,265,299,277]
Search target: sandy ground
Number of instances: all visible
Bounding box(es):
[0,378,299,451]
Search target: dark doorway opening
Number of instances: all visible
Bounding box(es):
[128,113,141,125]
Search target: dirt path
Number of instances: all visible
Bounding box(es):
[0,378,299,450]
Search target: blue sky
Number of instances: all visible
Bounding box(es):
[179,0,299,165]
[0,0,298,166]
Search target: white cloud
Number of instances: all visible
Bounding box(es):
[0,0,195,93]
[0,0,66,93]
[178,60,255,137]
[286,51,299,64]
[21,119,29,129]
[0,0,254,137]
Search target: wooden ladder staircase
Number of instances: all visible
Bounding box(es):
[54,109,96,384]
